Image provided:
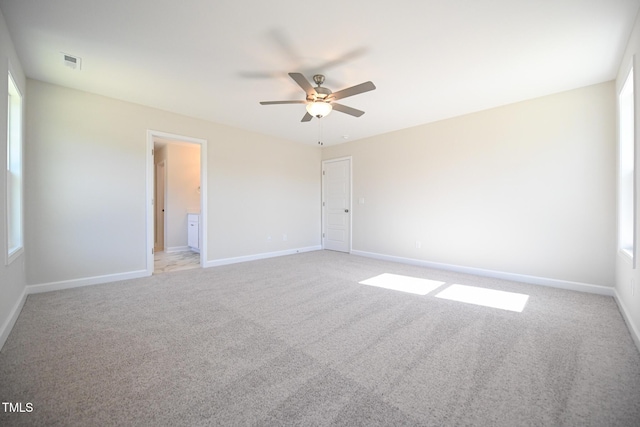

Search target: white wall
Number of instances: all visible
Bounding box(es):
[616,11,640,347]
[25,79,321,286]
[323,82,615,287]
[165,143,200,250]
[0,6,27,348]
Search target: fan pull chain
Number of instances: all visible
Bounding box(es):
[318,118,324,146]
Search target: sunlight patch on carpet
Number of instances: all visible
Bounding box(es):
[359,273,446,295]
[435,284,529,312]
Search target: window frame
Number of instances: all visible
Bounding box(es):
[6,70,24,265]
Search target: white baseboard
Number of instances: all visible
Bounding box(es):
[613,290,640,353]
[5,248,625,352]
[351,250,615,296]
[1,269,149,350]
[206,246,322,268]
[164,246,190,253]
[26,270,150,294]
[18,245,321,300]
[0,288,27,351]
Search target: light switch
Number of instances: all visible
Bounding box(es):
[359,197,365,204]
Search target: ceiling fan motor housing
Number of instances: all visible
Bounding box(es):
[308,86,332,102]
[312,74,325,85]
[306,75,332,102]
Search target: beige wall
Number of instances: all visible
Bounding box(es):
[23,77,616,288]
[616,11,640,346]
[210,128,321,259]
[0,7,27,347]
[323,82,615,287]
[25,79,321,285]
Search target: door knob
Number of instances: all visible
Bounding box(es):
[345,209,349,213]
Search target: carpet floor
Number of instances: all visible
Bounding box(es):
[1,250,639,426]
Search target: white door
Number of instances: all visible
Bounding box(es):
[323,158,351,252]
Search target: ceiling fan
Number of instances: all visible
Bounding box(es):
[260,73,376,122]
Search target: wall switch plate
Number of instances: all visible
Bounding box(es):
[282,234,287,241]
[415,241,422,249]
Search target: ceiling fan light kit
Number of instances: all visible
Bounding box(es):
[260,72,376,123]
[306,101,332,118]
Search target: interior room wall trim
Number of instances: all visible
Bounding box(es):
[352,250,615,296]
[1,247,321,350]
[4,249,636,353]
[0,288,27,350]
[165,246,191,253]
[614,291,640,352]
[25,270,149,295]
[205,246,322,268]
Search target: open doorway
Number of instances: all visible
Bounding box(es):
[146,130,207,275]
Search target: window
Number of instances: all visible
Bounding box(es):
[7,72,23,264]
[619,67,635,264]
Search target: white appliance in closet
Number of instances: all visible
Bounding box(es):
[187,213,200,252]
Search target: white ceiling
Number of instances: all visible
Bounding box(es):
[1,0,638,146]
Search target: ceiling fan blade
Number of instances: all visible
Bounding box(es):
[289,73,317,97]
[301,112,313,122]
[314,47,369,72]
[332,103,365,117]
[329,81,376,101]
[260,100,306,105]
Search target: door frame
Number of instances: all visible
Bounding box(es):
[321,156,352,252]
[146,129,208,274]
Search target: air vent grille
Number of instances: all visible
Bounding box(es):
[61,53,82,70]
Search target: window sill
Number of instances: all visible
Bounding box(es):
[6,246,24,266]
[619,248,635,268]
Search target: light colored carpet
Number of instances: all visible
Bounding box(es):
[1,250,639,426]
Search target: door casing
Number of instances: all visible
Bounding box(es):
[146,130,208,274]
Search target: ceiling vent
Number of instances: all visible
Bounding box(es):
[61,53,82,70]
